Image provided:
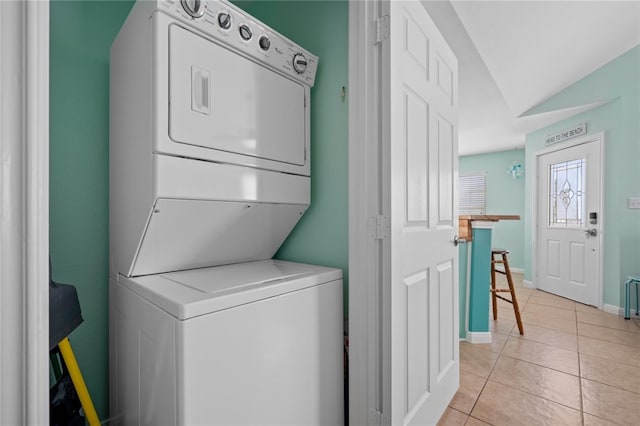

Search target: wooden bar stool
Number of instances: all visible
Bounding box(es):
[490,249,524,335]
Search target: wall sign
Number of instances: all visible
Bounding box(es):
[545,122,587,145]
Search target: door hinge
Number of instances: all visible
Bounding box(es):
[369,215,390,239]
[374,15,390,45]
[369,410,383,426]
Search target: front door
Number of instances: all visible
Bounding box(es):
[536,137,602,306]
[387,1,459,424]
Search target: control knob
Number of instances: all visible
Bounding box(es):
[292,53,308,74]
[258,36,271,51]
[239,24,252,41]
[181,0,205,18]
[218,12,232,29]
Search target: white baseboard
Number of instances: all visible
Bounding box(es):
[522,279,534,288]
[603,304,623,316]
[465,331,492,344]
[584,304,638,318]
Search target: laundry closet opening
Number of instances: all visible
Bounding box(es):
[49,0,348,420]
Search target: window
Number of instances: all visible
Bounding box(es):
[548,158,585,227]
[459,173,486,215]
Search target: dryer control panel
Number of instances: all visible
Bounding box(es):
[158,0,318,87]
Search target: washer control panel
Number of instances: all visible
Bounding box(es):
[160,0,318,86]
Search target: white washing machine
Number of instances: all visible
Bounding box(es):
[110,260,343,425]
[109,0,342,424]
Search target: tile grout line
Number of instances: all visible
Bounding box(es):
[574,300,585,426]
[482,375,585,415]
[576,360,640,396]
[465,349,501,425]
[491,302,586,421]
[509,318,575,340]
[576,306,640,412]
[496,352,579,378]
[475,335,584,423]
[496,293,585,421]
[507,328,578,353]
[487,349,585,414]
[461,318,514,425]
[455,277,640,426]
[458,280,638,426]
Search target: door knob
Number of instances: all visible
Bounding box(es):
[584,228,597,237]
[453,235,467,246]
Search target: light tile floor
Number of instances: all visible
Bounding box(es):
[438,273,640,426]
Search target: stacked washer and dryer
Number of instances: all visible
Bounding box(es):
[109,0,343,424]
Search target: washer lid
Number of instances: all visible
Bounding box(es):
[118,260,342,320]
[161,260,313,294]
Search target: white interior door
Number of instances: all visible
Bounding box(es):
[387,1,459,424]
[536,138,602,306]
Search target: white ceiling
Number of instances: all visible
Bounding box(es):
[422,0,640,156]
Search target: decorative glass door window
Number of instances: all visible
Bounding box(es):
[548,158,585,227]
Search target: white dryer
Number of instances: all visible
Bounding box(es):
[109,1,342,424]
[110,0,318,277]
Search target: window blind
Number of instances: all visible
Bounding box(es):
[459,173,486,215]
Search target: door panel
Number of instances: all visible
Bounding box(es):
[436,56,454,105]
[436,115,454,224]
[388,1,459,424]
[546,240,560,277]
[537,140,601,306]
[569,242,586,284]
[436,260,455,378]
[405,270,429,410]
[405,90,429,224]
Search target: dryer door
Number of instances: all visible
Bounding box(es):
[168,25,306,167]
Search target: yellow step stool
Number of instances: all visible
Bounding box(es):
[49,260,100,426]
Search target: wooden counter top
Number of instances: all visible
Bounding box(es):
[458,215,520,221]
[458,215,520,241]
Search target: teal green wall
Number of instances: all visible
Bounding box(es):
[458,245,468,338]
[523,45,640,309]
[234,0,349,314]
[460,149,526,269]
[50,0,135,418]
[51,0,347,418]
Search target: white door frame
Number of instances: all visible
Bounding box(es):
[532,131,605,309]
[0,0,50,423]
[348,0,390,424]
